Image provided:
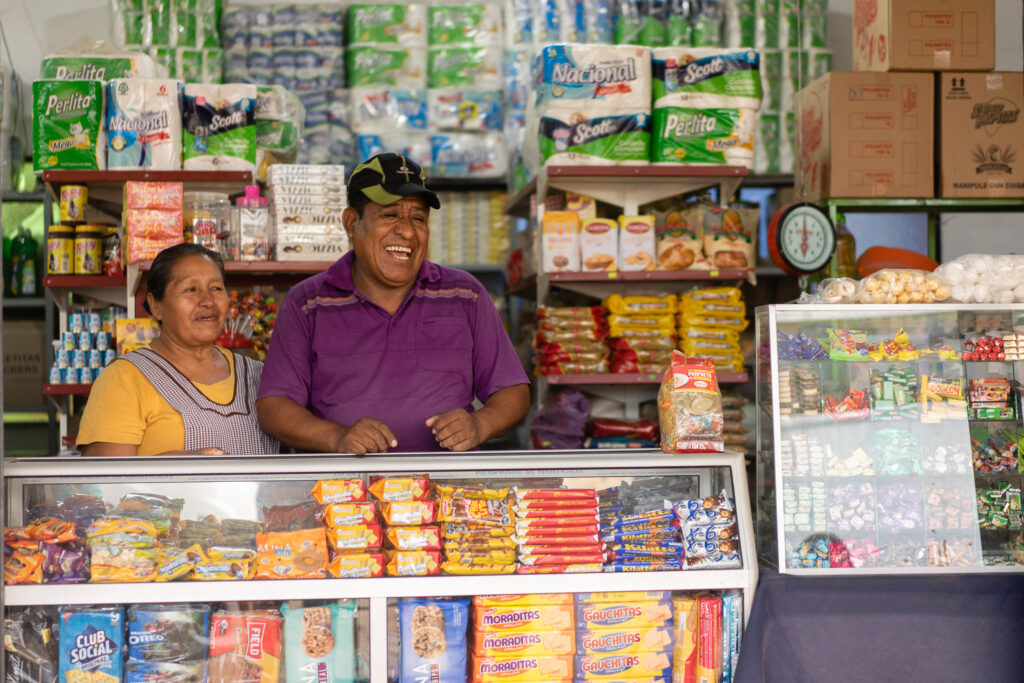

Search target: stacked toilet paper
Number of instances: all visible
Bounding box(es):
[650,48,762,168]
[106,78,184,169]
[181,83,258,172]
[536,44,652,166]
[32,80,107,171]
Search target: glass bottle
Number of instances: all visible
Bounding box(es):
[834,215,857,279]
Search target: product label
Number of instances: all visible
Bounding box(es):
[41,57,135,80]
[651,106,753,166]
[653,50,762,104]
[33,80,105,171]
[182,92,255,164]
[539,45,646,102]
[539,112,649,164]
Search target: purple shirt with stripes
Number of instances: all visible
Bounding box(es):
[258,251,529,452]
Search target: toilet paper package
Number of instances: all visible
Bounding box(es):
[428,89,503,131]
[537,44,651,110]
[106,78,184,169]
[351,88,428,133]
[357,132,431,171]
[181,83,257,171]
[427,46,502,89]
[430,132,507,178]
[651,48,763,110]
[255,85,305,181]
[347,3,427,47]
[651,106,756,168]
[33,79,106,171]
[346,46,427,88]
[427,3,501,45]
[41,50,159,80]
[537,106,650,166]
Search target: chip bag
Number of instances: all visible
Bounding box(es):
[658,351,724,453]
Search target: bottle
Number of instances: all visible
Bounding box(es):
[235,185,270,262]
[834,215,857,279]
[10,227,38,297]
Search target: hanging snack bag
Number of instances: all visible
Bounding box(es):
[658,351,724,453]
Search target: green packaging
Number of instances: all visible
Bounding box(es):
[427,47,496,88]
[32,80,105,171]
[651,106,752,166]
[346,46,421,86]
[347,3,425,45]
[40,56,137,80]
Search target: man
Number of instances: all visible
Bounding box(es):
[256,153,530,453]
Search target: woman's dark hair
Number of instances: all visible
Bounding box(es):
[143,243,226,315]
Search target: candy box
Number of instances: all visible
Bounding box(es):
[398,597,470,683]
[280,601,356,683]
[126,603,210,663]
[58,606,125,683]
[208,609,282,683]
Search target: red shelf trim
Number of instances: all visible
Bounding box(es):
[44,384,92,396]
[44,275,127,288]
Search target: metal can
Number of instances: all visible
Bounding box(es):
[89,349,103,369]
[69,313,85,334]
[59,185,88,223]
[47,225,74,274]
[77,331,93,350]
[72,349,87,369]
[49,364,63,384]
[78,367,94,384]
[104,348,118,366]
[87,312,102,333]
[60,367,76,384]
[61,331,77,350]
[56,348,71,369]
[94,331,111,352]
[74,225,103,275]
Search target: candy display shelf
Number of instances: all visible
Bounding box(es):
[546,372,749,385]
[3,450,758,682]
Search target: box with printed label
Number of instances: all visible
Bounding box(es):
[574,652,673,680]
[580,218,618,272]
[796,72,934,201]
[474,605,575,633]
[618,215,656,271]
[938,72,1024,198]
[470,655,573,682]
[472,630,575,657]
[575,600,673,631]
[541,211,581,273]
[576,626,674,656]
[854,0,994,72]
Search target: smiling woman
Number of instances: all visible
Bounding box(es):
[76,243,279,457]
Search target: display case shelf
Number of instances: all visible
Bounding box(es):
[43,384,91,396]
[44,274,127,288]
[546,372,749,385]
[42,170,254,185]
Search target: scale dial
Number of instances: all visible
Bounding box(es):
[768,203,837,275]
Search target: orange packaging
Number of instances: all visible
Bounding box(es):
[384,549,440,576]
[326,524,382,551]
[327,552,385,578]
[124,181,183,210]
[673,596,700,683]
[369,477,430,502]
[474,605,574,633]
[473,630,576,657]
[124,208,183,262]
[381,500,436,525]
[208,609,282,683]
[311,479,367,504]
[470,655,573,682]
[385,525,441,550]
[255,528,328,580]
[473,594,574,608]
[322,502,377,527]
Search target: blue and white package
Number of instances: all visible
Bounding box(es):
[351,88,428,132]
[58,606,125,683]
[106,78,183,170]
[398,597,470,683]
[125,660,206,683]
[126,603,210,664]
[537,44,651,109]
[431,132,506,178]
[428,90,503,131]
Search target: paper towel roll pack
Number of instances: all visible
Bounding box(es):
[351,88,428,132]
[427,3,501,46]
[428,89,503,131]
[427,46,502,89]
[106,79,184,169]
[346,46,426,88]
[255,85,305,180]
[40,51,159,80]
[538,108,650,166]
[651,48,763,109]
[347,3,427,47]
[537,44,651,110]
[181,83,257,171]
[430,132,506,178]
[33,80,106,171]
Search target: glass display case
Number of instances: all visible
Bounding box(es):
[756,304,1024,574]
[3,450,758,682]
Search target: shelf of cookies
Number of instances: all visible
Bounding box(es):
[756,303,1024,574]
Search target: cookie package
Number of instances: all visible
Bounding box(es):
[281,601,357,683]
[58,607,125,683]
[658,351,725,453]
[398,597,470,683]
[208,609,282,683]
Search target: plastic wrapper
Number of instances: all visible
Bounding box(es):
[608,336,676,353]
[604,293,676,315]
[385,549,441,576]
[255,85,305,182]
[4,606,59,683]
[369,477,431,502]
[850,269,952,304]
[658,351,724,453]
[937,254,1024,303]
[327,552,385,578]
[588,418,659,440]
[536,359,609,375]
[311,479,367,504]
[530,389,590,449]
[255,527,328,579]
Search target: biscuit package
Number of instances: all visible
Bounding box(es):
[58,607,125,683]
[655,203,707,270]
[126,603,210,665]
[702,205,756,271]
[398,598,471,683]
[255,528,328,579]
[658,352,724,453]
[580,218,619,272]
[619,215,657,272]
[208,609,282,683]
[281,601,357,683]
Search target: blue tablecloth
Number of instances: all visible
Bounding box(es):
[735,569,1024,682]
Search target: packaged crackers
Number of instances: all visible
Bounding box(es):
[58,607,125,683]
[280,601,357,683]
[208,609,282,683]
[399,598,471,683]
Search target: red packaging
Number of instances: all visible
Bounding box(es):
[512,515,598,527]
[124,181,183,210]
[515,499,599,511]
[516,532,601,546]
[208,610,282,683]
[516,563,603,574]
[515,507,599,519]
[515,489,597,500]
[518,551,606,566]
[588,418,659,440]
[697,595,722,683]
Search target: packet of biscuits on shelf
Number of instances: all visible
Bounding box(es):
[368,477,431,502]
[382,500,437,525]
[209,609,282,683]
[385,549,441,576]
[311,479,367,504]
[604,293,677,315]
[322,502,377,528]
[398,598,471,682]
[326,524,383,552]
[658,351,724,453]
[326,552,385,578]
[281,601,357,681]
[255,528,328,580]
[386,525,442,550]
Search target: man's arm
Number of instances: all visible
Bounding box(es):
[426,383,530,451]
[257,396,397,455]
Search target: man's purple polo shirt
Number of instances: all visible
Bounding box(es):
[258,251,529,452]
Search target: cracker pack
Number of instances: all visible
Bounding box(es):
[208,609,282,683]
[658,351,724,453]
[58,606,125,683]
[280,601,357,683]
[399,598,470,683]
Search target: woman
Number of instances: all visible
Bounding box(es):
[77,243,279,456]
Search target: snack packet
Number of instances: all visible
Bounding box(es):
[658,351,724,453]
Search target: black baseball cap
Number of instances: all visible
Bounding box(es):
[347,153,440,209]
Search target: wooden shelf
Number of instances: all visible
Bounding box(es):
[42,170,254,184]
[44,274,127,288]
[132,260,335,275]
[546,372,749,385]
[2,297,47,308]
[43,384,91,396]
[549,269,752,283]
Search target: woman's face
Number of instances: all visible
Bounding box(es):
[148,254,228,347]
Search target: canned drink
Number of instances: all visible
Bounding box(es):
[104,348,118,366]
[69,313,85,334]
[62,331,77,350]
[72,349,87,369]
[49,364,63,384]
[77,331,93,350]
[78,367,94,384]
[56,348,71,369]
[59,185,88,223]
[60,367,76,384]
[89,349,103,369]
[94,331,111,351]
[87,312,102,333]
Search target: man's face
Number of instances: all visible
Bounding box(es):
[345,194,430,292]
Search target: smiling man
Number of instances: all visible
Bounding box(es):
[256,153,530,454]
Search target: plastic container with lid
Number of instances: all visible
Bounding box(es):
[74,224,102,275]
[183,191,231,255]
[234,185,270,262]
[47,224,74,274]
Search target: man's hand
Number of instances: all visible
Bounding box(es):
[336,417,398,455]
[426,409,483,451]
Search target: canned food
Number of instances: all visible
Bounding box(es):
[69,313,85,334]
[77,331,93,350]
[61,332,77,350]
[103,348,118,366]
[72,349,87,369]
[94,331,111,352]
[56,348,71,369]
[74,225,103,275]
[49,364,63,384]
[60,367,75,384]
[60,185,87,223]
[78,367,94,384]
[47,225,74,274]
[87,312,102,333]
[89,349,104,369]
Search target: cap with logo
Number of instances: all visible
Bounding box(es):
[346,153,440,209]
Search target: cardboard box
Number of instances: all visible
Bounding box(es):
[796,72,934,201]
[3,320,46,408]
[854,0,995,72]
[938,72,1024,198]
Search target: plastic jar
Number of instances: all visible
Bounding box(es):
[74,224,103,275]
[183,191,231,255]
[47,225,75,274]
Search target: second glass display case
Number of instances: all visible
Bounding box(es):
[757,304,1024,573]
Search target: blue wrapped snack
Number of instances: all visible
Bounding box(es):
[399,597,470,683]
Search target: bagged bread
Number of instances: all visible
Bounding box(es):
[658,351,724,453]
